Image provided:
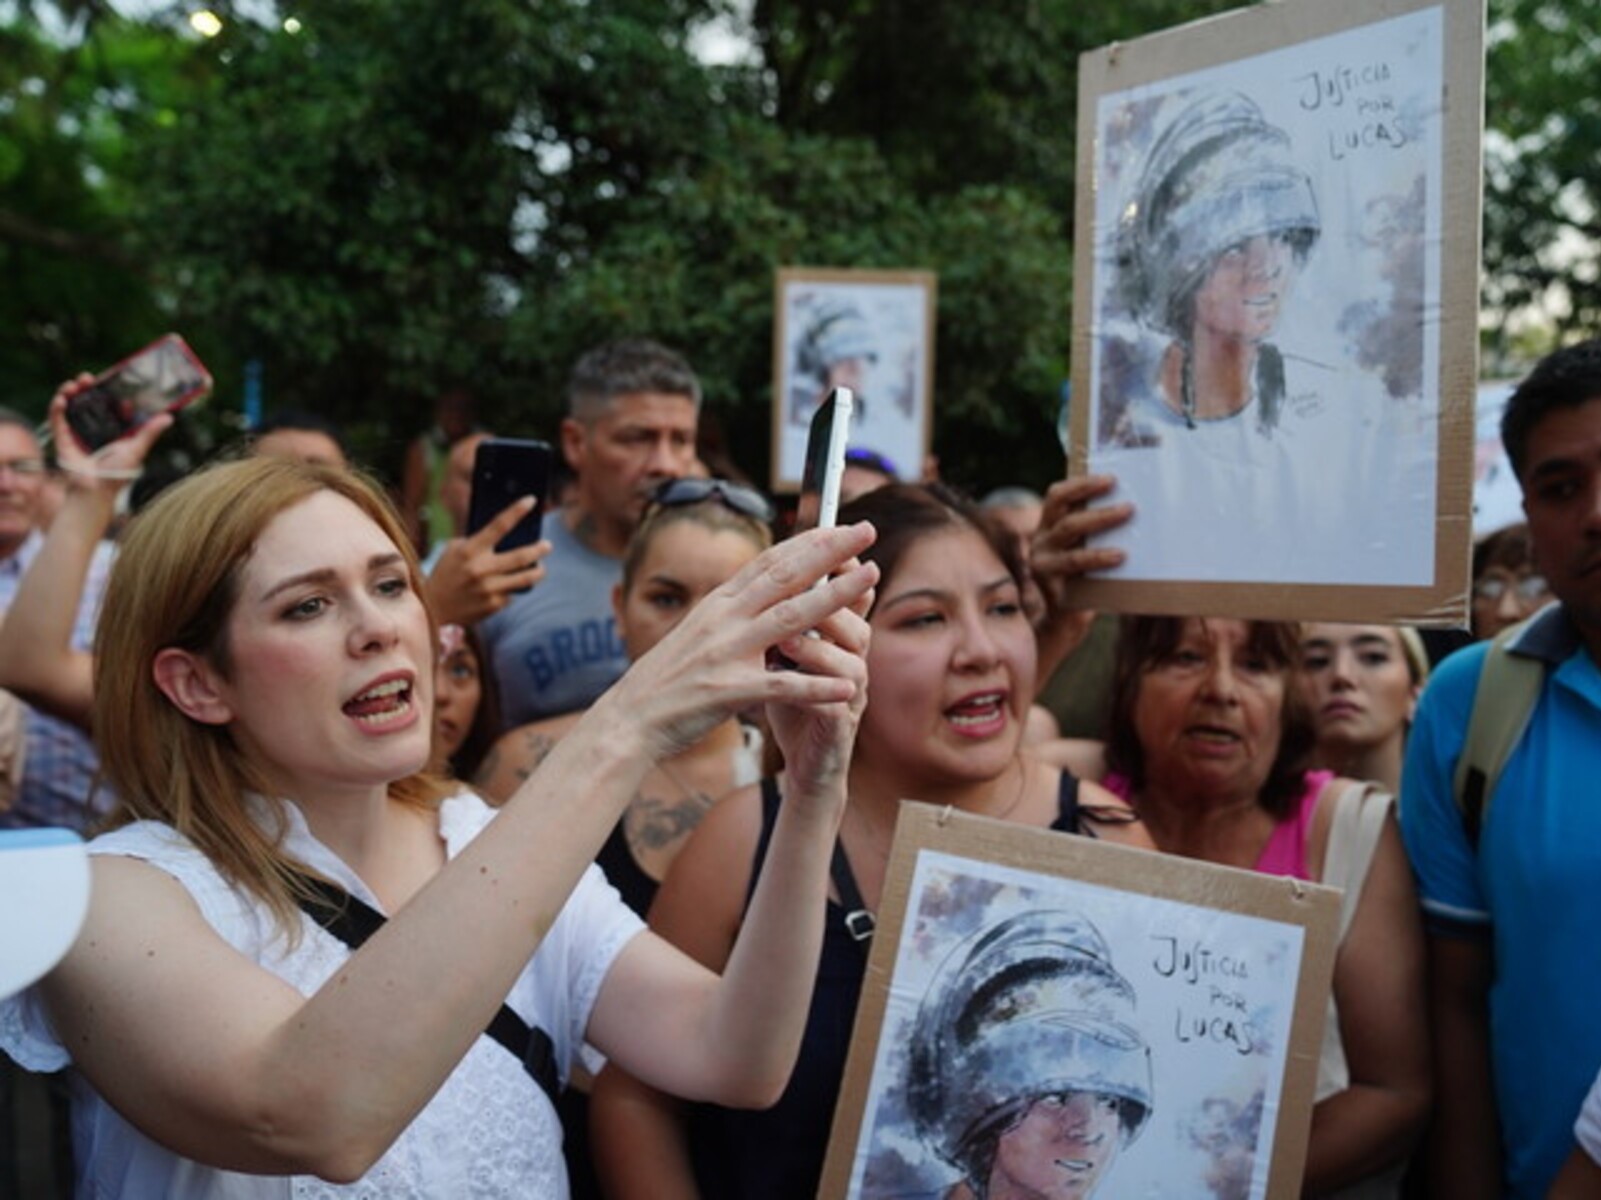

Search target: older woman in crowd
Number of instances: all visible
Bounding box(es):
[1470,522,1552,640]
[1100,615,1427,1196]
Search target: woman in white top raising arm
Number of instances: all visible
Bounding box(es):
[0,451,875,1199]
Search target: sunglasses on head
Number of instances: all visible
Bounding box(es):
[648,477,775,524]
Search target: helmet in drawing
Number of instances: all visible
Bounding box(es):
[1118,90,1321,335]
[905,910,1154,1177]
[795,297,877,381]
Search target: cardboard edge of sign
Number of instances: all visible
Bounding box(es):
[769,266,939,495]
[1066,0,1486,628]
[817,801,1343,1200]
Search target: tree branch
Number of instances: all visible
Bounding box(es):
[0,208,144,274]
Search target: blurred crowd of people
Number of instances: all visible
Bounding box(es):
[1,331,1599,1200]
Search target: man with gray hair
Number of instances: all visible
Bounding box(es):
[0,407,111,833]
[480,338,701,727]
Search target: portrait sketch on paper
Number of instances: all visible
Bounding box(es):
[1082,6,1449,592]
[771,268,935,493]
[838,851,1312,1200]
[902,907,1154,1200]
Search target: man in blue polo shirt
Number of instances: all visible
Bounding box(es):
[1401,337,1601,1198]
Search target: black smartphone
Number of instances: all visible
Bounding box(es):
[467,438,552,552]
[65,334,213,451]
[794,386,856,534]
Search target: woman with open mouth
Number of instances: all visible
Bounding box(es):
[0,453,877,1199]
[590,483,1153,1200]
[1097,615,1428,1196]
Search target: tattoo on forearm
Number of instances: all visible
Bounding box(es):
[473,730,558,795]
[521,731,556,772]
[626,790,714,853]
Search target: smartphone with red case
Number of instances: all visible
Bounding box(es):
[65,334,213,451]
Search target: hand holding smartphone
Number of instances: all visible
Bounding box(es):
[64,334,212,452]
[467,438,553,553]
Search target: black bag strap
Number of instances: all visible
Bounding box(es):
[831,835,874,948]
[755,777,874,948]
[291,872,560,1107]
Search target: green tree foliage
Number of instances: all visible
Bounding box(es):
[20,0,1589,488]
[131,0,556,468]
[1483,0,1601,350]
[507,115,1072,485]
[752,0,1237,229]
[0,11,188,411]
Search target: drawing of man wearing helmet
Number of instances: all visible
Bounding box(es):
[906,911,1153,1199]
[790,296,879,429]
[1102,90,1322,448]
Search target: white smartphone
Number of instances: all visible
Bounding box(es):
[796,386,855,532]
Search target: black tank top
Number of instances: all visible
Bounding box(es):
[689,773,1084,1200]
[593,818,659,919]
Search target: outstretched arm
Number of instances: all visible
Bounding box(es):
[0,379,171,728]
[42,522,877,1182]
[587,572,872,1103]
[591,780,766,1198]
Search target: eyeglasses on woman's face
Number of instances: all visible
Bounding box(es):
[1471,572,1549,605]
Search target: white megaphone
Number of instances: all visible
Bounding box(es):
[0,829,91,1000]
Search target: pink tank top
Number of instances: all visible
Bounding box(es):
[1252,770,1333,880]
[1101,769,1333,881]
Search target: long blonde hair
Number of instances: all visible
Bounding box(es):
[94,456,452,938]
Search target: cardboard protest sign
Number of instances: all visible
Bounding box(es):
[1066,0,1484,625]
[820,804,1340,1200]
[771,267,936,493]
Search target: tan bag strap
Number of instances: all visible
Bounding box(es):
[1450,615,1546,850]
[1323,780,1394,939]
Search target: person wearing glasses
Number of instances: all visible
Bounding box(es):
[0,398,135,1197]
[0,404,118,835]
[479,339,703,728]
[1470,522,1554,641]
